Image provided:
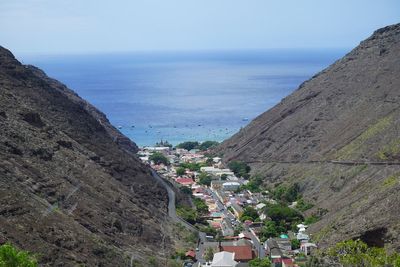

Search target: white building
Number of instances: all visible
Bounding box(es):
[200,167,235,177]
[222,182,241,191]
[143,146,170,152]
[208,251,237,267]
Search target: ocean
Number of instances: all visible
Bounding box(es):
[22,49,345,147]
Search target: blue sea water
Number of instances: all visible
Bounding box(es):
[22,49,345,146]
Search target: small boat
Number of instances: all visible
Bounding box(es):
[242,118,249,121]
[117,125,122,129]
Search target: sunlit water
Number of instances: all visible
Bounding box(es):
[23,49,345,146]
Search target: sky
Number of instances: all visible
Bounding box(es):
[0,0,399,55]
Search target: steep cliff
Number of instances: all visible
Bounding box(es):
[0,46,173,266]
[217,24,400,249]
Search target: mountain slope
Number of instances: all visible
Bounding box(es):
[0,47,173,266]
[217,24,400,249]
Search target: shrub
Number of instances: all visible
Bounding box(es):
[273,183,300,203]
[296,198,314,212]
[198,172,212,186]
[193,198,209,215]
[176,141,200,151]
[240,207,259,222]
[176,167,186,176]
[0,243,38,267]
[291,239,301,249]
[228,160,250,179]
[328,239,400,267]
[149,152,170,165]
[198,141,219,151]
[249,258,272,267]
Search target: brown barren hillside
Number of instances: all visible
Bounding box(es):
[0,46,176,266]
[217,24,400,249]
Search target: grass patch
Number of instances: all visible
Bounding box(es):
[381,173,399,189]
[376,139,400,160]
[336,115,392,160]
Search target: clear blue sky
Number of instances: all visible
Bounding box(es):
[1,0,399,55]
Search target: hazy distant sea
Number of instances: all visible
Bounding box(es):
[23,50,345,146]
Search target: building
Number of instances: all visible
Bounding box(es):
[221,218,235,237]
[176,178,195,186]
[282,258,295,267]
[222,182,241,191]
[255,203,266,210]
[230,203,244,218]
[220,242,255,262]
[275,238,292,253]
[210,251,237,267]
[200,167,235,177]
[265,239,282,260]
[300,242,317,255]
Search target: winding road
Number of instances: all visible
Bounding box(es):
[151,169,199,232]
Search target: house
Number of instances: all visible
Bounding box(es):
[300,242,317,255]
[219,239,255,262]
[255,203,266,210]
[186,249,196,260]
[222,182,241,191]
[176,178,195,186]
[210,251,237,267]
[296,232,309,241]
[282,258,295,267]
[221,218,235,236]
[272,258,295,267]
[230,203,244,218]
[265,239,283,260]
[275,238,292,253]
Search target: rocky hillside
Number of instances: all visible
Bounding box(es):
[0,46,174,266]
[217,24,400,249]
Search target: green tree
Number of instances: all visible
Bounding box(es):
[0,243,38,267]
[240,206,259,222]
[176,141,200,151]
[176,167,186,176]
[296,198,314,212]
[179,162,205,171]
[180,186,192,195]
[193,198,209,215]
[176,206,197,224]
[242,174,264,192]
[149,152,170,165]
[148,256,159,267]
[198,141,219,151]
[265,204,303,223]
[221,174,228,180]
[259,221,280,241]
[204,247,214,262]
[198,172,212,186]
[291,239,301,249]
[327,239,400,267]
[273,183,300,203]
[304,215,320,225]
[249,258,272,267]
[228,160,251,179]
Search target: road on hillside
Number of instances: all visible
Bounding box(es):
[151,169,208,264]
[151,169,199,231]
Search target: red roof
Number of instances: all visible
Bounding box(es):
[221,246,254,261]
[185,250,196,258]
[176,178,194,185]
[282,258,293,264]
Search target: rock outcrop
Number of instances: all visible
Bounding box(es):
[217,24,400,249]
[0,46,172,266]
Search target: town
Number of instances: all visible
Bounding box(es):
[138,141,318,267]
